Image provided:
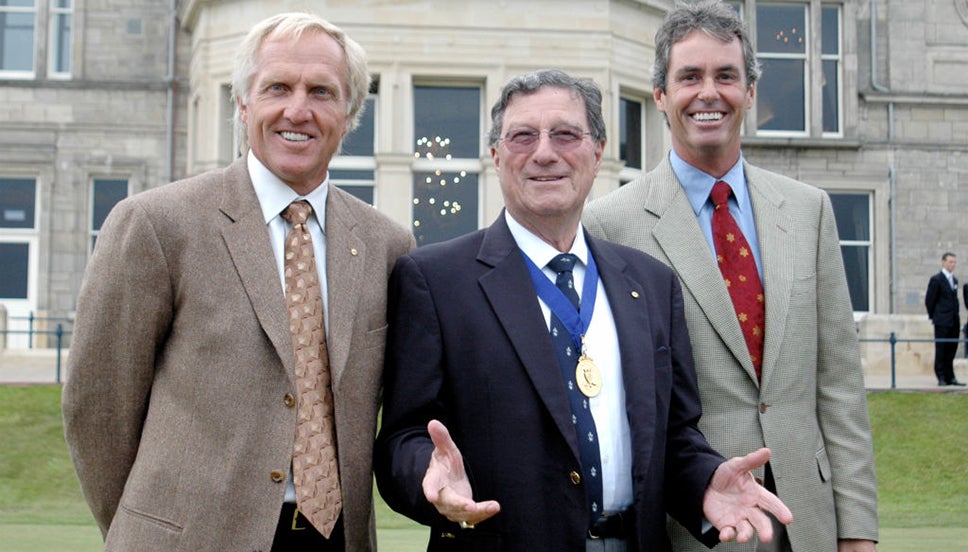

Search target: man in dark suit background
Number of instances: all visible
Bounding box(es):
[374,69,791,551]
[926,252,964,386]
[63,13,413,551]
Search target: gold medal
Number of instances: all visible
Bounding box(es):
[575,355,602,397]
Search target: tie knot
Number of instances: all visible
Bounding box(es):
[710,181,733,208]
[282,200,312,225]
[548,253,579,274]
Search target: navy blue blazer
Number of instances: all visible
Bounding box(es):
[926,271,960,328]
[375,214,724,551]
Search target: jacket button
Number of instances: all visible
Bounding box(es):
[760,402,768,414]
[270,470,286,483]
[570,471,582,485]
[284,394,296,408]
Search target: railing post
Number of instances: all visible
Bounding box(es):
[56,324,64,384]
[28,311,34,349]
[889,332,897,389]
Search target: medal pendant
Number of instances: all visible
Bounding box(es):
[575,355,602,397]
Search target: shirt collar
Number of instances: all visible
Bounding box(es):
[669,149,749,215]
[504,210,589,269]
[247,150,329,228]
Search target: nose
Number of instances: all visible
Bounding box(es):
[283,91,312,123]
[530,132,560,162]
[697,76,719,102]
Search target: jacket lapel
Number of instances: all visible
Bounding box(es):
[322,187,367,388]
[744,163,793,388]
[646,160,758,381]
[218,158,293,380]
[476,215,581,460]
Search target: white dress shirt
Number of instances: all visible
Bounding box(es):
[504,210,633,513]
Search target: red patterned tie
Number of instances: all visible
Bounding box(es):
[281,200,342,537]
[710,181,765,379]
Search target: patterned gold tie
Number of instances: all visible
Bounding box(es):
[281,200,341,537]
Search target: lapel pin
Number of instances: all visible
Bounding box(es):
[351,248,359,256]
[630,291,640,299]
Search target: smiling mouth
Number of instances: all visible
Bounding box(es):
[280,131,311,142]
[691,112,724,122]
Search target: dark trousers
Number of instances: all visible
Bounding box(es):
[934,325,959,384]
[271,503,344,551]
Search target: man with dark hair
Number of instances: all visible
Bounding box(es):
[376,68,791,551]
[585,2,878,551]
[927,252,964,386]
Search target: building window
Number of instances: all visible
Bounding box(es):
[820,5,842,136]
[619,96,644,184]
[734,1,842,137]
[829,192,871,312]
[91,179,128,251]
[0,177,37,300]
[48,0,71,77]
[411,84,481,246]
[0,0,36,77]
[332,89,377,205]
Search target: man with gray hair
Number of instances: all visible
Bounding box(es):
[376,68,791,551]
[585,2,878,550]
[64,12,413,551]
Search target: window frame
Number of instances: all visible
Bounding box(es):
[331,91,379,205]
[0,0,38,79]
[734,0,848,140]
[89,177,129,253]
[46,0,72,79]
[618,92,646,184]
[827,191,873,313]
[409,81,484,246]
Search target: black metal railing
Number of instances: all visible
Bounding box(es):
[858,334,965,389]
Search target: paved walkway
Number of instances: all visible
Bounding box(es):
[3,348,967,392]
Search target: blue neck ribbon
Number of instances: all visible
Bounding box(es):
[522,249,599,352]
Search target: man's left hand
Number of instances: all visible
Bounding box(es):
[702,448,793,544]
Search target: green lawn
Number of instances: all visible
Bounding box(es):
[1,385,965,551]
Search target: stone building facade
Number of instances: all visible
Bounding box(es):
[1,0,967,370]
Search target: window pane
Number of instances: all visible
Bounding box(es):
[412,171,478,245]
[619,98,642,170]
[0,8,35,72]
[335,185,374,205]
[757,4,806,55]
[329,169,374,181]
[51,12,71,73]
[92,179,127,231]
[822,60,839,133]
[830,193,869,241]
[0,178,36,229]
[413,86,480,159]
[821,6,839,56]
[0,242,29,299]
[341,97,375,156]
[756,59,805,131]
[841,245,869,312]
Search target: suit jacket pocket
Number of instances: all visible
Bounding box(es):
[105,503,183,550]
[815,446,832,482]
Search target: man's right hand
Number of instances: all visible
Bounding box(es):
[421,420,501,528]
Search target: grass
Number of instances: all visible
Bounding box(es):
[0,385,966,551]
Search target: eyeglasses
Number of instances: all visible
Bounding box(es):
[499,128,591,153]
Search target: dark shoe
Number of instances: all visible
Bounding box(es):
[939,381,949,386]
[950,380,967,387]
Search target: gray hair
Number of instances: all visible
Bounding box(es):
[652,0,761,92]
[230,12,370,151]
[487,69,606,147]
